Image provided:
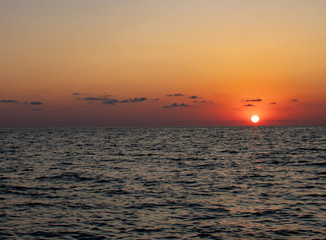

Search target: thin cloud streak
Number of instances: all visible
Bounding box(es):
[162,103,189,108]
[102,97,147,105]
[0,100,18,103]
[85,97,108,101]
[30,101,43,105]
[166,93,184,97]
[245,98,262,102]
[102,99,119,105]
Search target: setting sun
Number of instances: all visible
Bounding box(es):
[251,115,260,123]
[1,1,326,128]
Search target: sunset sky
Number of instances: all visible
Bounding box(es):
[1,0,326,127]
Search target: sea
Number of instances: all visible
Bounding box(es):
[0,126,325,239]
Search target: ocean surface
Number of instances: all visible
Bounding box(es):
[0,126,325,239]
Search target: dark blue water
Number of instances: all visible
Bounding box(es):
[0,126,325,239]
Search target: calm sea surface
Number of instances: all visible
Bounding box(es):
[0,126,325,239]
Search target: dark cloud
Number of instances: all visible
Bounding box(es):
[245,98,262,102]
[162,103,189,108]
[243,104,254,107]
[166,93,184,97]
[86,96,148,105]
[102,99,119,105]
[72,93,81,95]
[189,96,198,99]
[0,99,18,103]
[151,98,160,103]
[193,100,215,105]
[84,97,108,101]
[118,97,147,103]
[270,102,276,105]
[129,97,147,103]
[292,99,298,102]
[30,101,43,105]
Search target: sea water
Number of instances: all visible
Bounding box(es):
[0,126,325,239]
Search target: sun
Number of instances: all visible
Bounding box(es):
[251,115,260,123]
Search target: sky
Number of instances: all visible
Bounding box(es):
[1,0,326,127]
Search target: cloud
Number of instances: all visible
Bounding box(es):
[292,99,298,102]
[30,101,43,105]
[102,99,119,105]
[73,92,91,96]
[193,100,215,105]
[270,102,276,105]
[151,98,159,103]
[243,104,254,107]
[117,97,148,104]
[166,93,184,97]
[189,96,198,99]
[162,103,190,108]
[84,97,108,101]
[245,98,262,102]
[129,97,147,103]
[84,96,148,105]
[0,99,18,103]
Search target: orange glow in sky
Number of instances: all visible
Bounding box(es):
[1,1,326,127]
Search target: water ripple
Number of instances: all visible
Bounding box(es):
[0,126,325,239]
